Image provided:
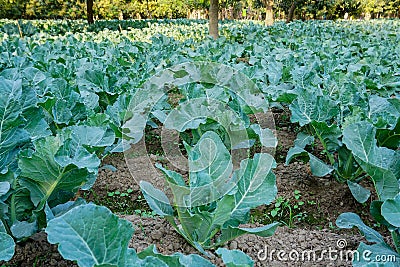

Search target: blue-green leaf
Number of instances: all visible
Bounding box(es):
[343,122,399,200]
[336,212,384,244]
[347,180,371,203]
[230,153,277,222]
[0,232,15,261]
[140,181,174,217]
[381,194,400,227]
[46,204,134,267]
[216,248,254,267]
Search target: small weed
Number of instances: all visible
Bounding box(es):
[107,188,134,197]
[82,188,155,216]
[134,209,157,218]
[252,190,314,228]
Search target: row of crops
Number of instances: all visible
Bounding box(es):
[0,19,399,266]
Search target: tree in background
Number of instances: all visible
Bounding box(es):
[209,0,219,39]
[286,1,295,22]
[264,0,274,24]
[0,0,399,20]
[0,0,26,18]
[87,0,94,23]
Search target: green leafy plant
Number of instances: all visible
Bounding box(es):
[0,18,399,266]
[336,121,399,266]
[45,203,216,267]
[285,85,399,204]
[140,131,279,253]
[336,212,399,266]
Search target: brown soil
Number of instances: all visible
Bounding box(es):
[1,112,387,267]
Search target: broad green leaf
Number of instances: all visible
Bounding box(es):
[193,195,234,244]
[140,181,174,216]
[174,252,214,267]
[376,118,400,149]
[122,87,164,143]
[343,122,397,172]
[40,75,80,116]
[216,248,254,267]
[156,163,186,186]
[10,220,37,239]
[381,194,400,227]
[335,146,361,181]
[369,95,400,129]
[0,128,30,174]
[187,131,234,207]
[19,136,91,209]
[0,219,14,262]
[69,126,116,147]
[310,121,341,153]
[370,201,391,227]
[137,245,214,267]
[308,154,334,177]
[123,248,140,267]
[0,77,30,174]
[0,219,6,232]
[174,208,203,243]
[58,125,114,167]
[105,93,132,127]
[8,186,34,222]
[135,256,167,267]
[0,182,10,195]
[121,113,147,143]
[343,122,399,200]
[219,223,279,245]
[285,146,309,165]
[163,98,210,131]
[0,232,15,261]
[189,131,232,185]
[46,204,134,267]
[249,125,277,148]
[55,139,100,169]
[293,132,314,149]
[266,58,283,85]
[23,107,51,140]
[164,98,248,149]
[285,133,315,169]
[336,212,384,244]
[290,90,339,126]
[80,90,99,110]
[286,133,333,177]
[0,78,23,130]
[45,198,87,223]
[230,153,277,222]
[353,242,399,267]
[78,69,108,93]
[347,180,371,203]
[53,99,73,124]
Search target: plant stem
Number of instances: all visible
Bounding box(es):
[10,180,17,225]
[0,217,11,236]
[312,124,335,166]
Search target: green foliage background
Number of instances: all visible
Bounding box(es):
[0,0,399,20]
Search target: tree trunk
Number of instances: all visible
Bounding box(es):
[209,0,219,39]
[286,1,295,23]
[87,0,94,24]
[264,0,274,25]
